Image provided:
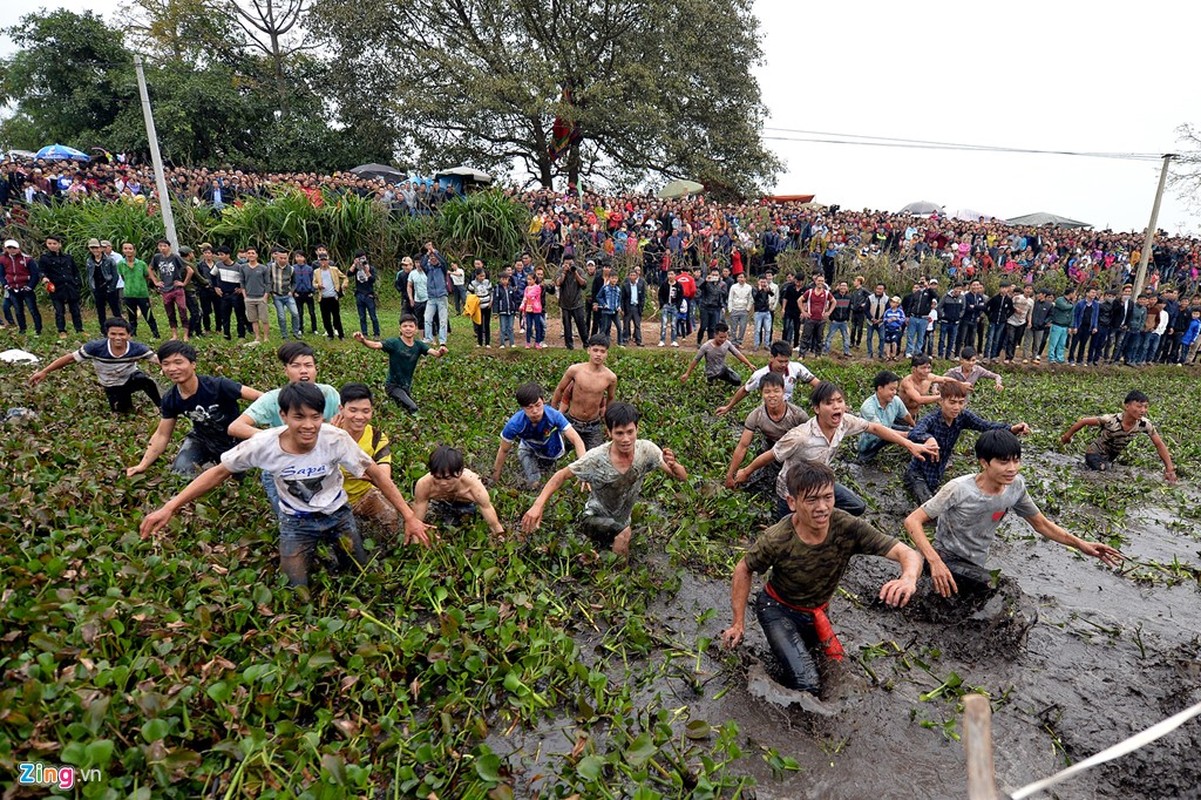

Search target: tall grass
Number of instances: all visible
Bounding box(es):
[8,191,533,274]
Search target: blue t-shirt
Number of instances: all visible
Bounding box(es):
[501,406,573,459]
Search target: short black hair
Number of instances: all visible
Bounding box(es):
[959,346,977,359]
[759,371,786,390]
[604,401,640,430]
[810,381,843,407]
[339,382,373,405]
[102,317,131,334]
[1124,390,1149,404]
[399,314,418,327]
[911,353,932,368]
[769,340,792,358]
[976,429,1022,462]
[279,381,325,416]
[515,382,544,407]
[270,245,288,255]
[277,341,316,365]
[156,237,171,246]
[428,445,464,478]
[715,322,729,334]
[786,461,836,500]
[873,370,900,389]
[587,334,610,349]
[157,340,196,362]
[217,245,232,255]
[44,233,61,243]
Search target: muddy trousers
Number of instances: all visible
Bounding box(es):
[754,591,822,694]
[385,383,418,414]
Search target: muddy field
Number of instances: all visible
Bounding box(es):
[490,451,1201,800]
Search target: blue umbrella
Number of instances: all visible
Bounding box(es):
[35,144,91,162]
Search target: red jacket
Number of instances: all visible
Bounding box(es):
[0,252,40,291]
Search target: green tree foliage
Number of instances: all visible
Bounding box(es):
[308,0,782,193]
[0,10,132,149]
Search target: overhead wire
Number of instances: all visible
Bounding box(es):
[760,127,1165,162]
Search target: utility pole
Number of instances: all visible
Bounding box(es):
[1132,154,1174,298]
[133,55,179,250]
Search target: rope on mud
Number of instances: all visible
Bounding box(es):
[1008,699,1201,799]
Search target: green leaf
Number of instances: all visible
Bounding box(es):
[576,755,604,781]
[623,732,657,768]
[142,718,170,742]
[206,681,232,703]
[85,739,114,768]
[474,752,502,783]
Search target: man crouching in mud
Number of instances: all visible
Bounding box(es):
[904,430,1123,599]
[721,462,922,696]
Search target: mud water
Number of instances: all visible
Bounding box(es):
[488,455,1201,798]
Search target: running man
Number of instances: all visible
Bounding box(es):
[29,317,161,413]
[714,340,820,416]
[353,314,449,413]
[723,371,808,488]
[681,322,756,386]
[721,461,921,695]
[413,445,505,536]
[905,429,1122,598]
[332,382,401,530]
[491,382,588,489]
[1059,390,1177,483]
[521,402,688,556]
[550,334,618,451]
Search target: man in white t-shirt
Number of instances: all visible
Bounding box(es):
[140,382,429,588]
[714,340,820,417]
[904,429,1121,598]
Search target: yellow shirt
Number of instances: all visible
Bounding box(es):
[343,424,392,504]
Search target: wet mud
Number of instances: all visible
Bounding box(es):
[489,454,1201,799]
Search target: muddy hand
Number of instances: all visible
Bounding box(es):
[929,560,958,598]
[879,577,917,607]
[720,624,743,649]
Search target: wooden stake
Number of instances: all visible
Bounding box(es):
[964,693,999,800]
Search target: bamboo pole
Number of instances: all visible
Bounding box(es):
[964,693,999,800]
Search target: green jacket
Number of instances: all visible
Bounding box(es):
[119,258,151,299]
[1050,296,1075,327]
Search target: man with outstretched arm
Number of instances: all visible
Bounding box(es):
[140,382,429,589]
[29,317,161,413]
[904,429,1122,598]
[521,402,687,556]
[1060,390,1177,483]
[714,340,819,416]
[721,461,922,696]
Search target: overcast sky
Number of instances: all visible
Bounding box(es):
[3,0,1198,233]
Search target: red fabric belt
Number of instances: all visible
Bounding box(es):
[764,582,844,661]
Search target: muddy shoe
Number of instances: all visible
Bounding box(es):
[746,662,840,717]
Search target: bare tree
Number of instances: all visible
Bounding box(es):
[1169,124,1201,211]
[225,0,313,114]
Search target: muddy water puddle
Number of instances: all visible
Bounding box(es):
[487,456,1200,798]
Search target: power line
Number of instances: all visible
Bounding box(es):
[761,127,1164,161]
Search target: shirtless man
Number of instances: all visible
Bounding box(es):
[550,334,618,451]
[898,353,955,421]
[412,445,505,535]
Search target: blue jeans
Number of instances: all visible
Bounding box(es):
[524,312,545,344]
[984,321,1004,359]
[1123,330,1144,364]
[499,314,515,346]
[753,311,772,348]
[517,442,559,486]
[171,435,226,476]
[904,317,926,355]
[754,590,822,694]
[824,320,850,354]
[1047,324,1069,363]
[6,289,42,333]
[937,321,960,359]
[261,470,282,518]
[278,505,366,587]
[659,305,676,344]
[1137,332,1161,364]
[424,295,449,343]
[355,293,379,336]
[865,323,885,358]
[273,294,300,338]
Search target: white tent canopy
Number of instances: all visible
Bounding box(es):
[899,200,943,215]
[435,166,493,183]
[951,208,996,222]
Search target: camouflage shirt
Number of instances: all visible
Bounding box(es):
[1084,413,1157,460]
[744,511,897,608]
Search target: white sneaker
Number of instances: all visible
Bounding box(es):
[485,344,492,349]
[671,341,680,348]
[658,341,665,347]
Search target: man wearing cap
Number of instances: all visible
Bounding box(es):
[86,237,123,326]
[39,234,85,338]
[1,238,43,334]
